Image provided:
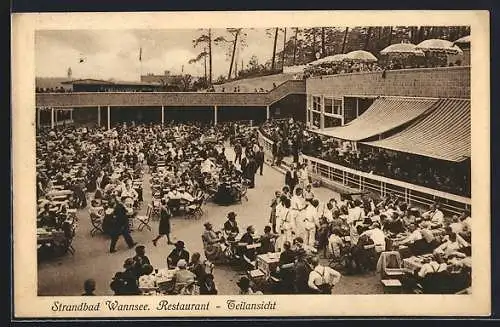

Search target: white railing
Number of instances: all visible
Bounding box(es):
[258,129,274,160]
[301,154,471,215]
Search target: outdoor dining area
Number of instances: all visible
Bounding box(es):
[37,179,79,258]
[303,36,469,78]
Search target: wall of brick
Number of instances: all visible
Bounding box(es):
[306,66,470,99]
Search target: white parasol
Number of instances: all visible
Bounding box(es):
[416,39,463,55]
[380,42,425,56]
[309,53,347,66]
[343,50,378,62]
[453,35,471,45]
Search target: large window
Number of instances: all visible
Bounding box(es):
[312,96,322,112]
[324,97,342,116]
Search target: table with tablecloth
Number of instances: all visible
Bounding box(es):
[256,252,281,278]
[139,268,177,295]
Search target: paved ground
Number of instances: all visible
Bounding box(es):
[37,147,383,296]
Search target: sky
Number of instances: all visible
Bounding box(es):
[35,29,286,81]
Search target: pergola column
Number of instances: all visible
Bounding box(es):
[37,107,41,129]
[161,105,165,125]
[107,105,111,130]
[214,105,218,125]
[70,108,73,122]
[97,106,101,127]
[266,105,270,120]
[320,96,325,129]
[51,108,55,129]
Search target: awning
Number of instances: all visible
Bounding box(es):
[363,99,471,162]
[316,97,438,141]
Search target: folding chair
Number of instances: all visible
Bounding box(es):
[89,212,104,237]
[137,204,153,232]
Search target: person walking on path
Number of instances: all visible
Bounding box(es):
[152,199,174,246]
[109,196,137,253]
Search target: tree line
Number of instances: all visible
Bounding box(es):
[188,26,470,86]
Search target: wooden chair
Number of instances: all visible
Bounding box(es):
[137,204,153,232]
[89,211,104,237]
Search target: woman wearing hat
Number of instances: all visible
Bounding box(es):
[202,222,224,263]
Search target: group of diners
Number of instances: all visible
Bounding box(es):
[260,119,470,197]
[108,243,218,296]
[258,178,472,293]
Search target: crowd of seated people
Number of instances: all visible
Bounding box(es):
[302,136,470,197]
[303,56,462,78]
[259,120,470,197]
[269,181,471,284]
[36,87,72,93]
[109,243,218,295]
[304,62,384,78]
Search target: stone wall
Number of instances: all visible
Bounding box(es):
[306,66,470,99]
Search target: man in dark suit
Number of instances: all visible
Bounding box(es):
[240,225,257,262]
[223,212,240,236]
[285,166,299,193]
[109,197,137,253]
[167,240,190,269]
[255,146,265,176]
[234,142,242,165]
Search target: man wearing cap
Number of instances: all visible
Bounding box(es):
[172,259,196,294]
[167,241,190,269]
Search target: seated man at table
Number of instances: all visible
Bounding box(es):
[360,222,386,254]
[121,181,139,204]
[422,203,444,227]
[383,212,406,235]
[38,203,58,228]
[172,259,197,294]
[308,256,342,294]
[240,225,258,263]
[434,232,468,257]
[398,223,422,246]
[223,212,240,238]
[110,258,141,295]
[259,225,279,254]
[276,241,296,293]
[132,245,151,278]
[167,241,190,269]
[178,186,194,203]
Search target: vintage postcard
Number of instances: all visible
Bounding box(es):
[12,10,490,318]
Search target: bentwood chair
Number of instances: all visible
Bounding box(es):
[137,204,153,232]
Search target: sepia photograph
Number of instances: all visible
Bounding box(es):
[12,11,490,317]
